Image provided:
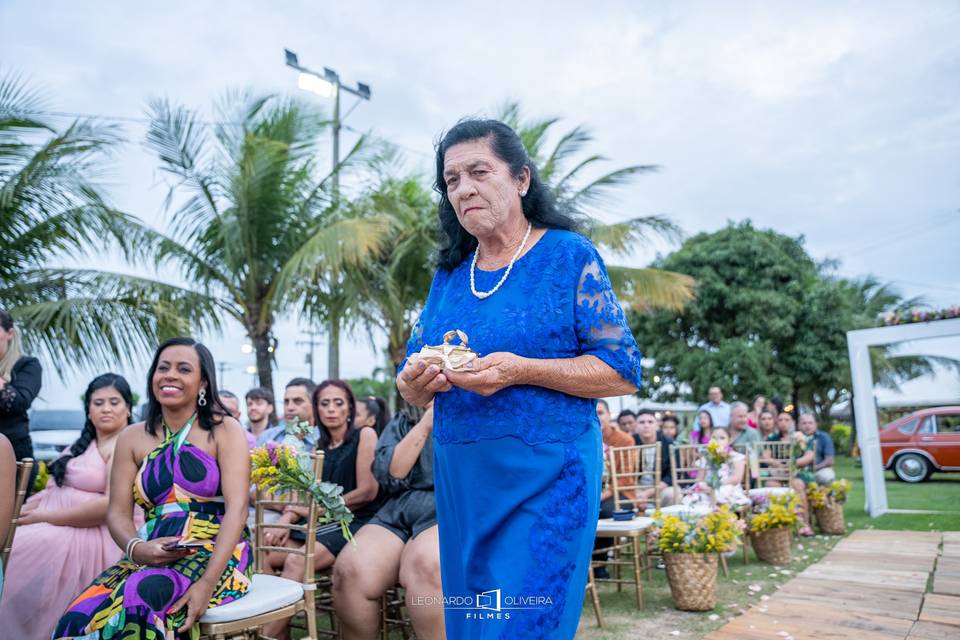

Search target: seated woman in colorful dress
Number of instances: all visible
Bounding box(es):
[53,337,253,639]
[681,428,751,509]
[0,374,134,640]
[261,379,384,640]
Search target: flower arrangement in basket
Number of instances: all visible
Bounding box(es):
[748,493,798,564]
[806,479,850,535]
[650,506,743,611]
[251,440,354,541]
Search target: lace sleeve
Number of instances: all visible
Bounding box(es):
[574,250,643,389]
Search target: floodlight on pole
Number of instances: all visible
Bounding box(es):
[297,72,334,98]
[283,47,371,380]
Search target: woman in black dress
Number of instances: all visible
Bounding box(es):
[0,310,42,490]
[262,379,384,640]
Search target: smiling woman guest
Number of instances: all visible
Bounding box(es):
[53,338,253,639]
[397,119,643,638]
[261,379,383,640]
[0,374,136,640]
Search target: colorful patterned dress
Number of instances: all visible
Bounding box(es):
[52,417,252,639]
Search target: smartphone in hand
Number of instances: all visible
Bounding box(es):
[162,538,210,551]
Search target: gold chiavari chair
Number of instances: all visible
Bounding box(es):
[1,458,34,570]
[198,452,329,640]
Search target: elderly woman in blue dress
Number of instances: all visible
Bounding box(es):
[397,119,642,639]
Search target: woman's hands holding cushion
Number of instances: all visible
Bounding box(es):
[400,352,528,404]
[444,352,526,397]
[398,358,452,407]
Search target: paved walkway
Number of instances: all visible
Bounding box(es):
[703,530,960,640]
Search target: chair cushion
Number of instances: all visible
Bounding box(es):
[645,504,713,518]
[199,574,304,624]
[596,516,654,532]
[748,487,794,498]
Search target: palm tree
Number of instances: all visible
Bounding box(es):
[345,149,438,407]
[0,73,218,373]
[141,90,386,394]
[498,101,694,311]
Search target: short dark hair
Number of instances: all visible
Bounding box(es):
[245,387,275,405]
[617,409,636,420]
[636,409,657,418]
[597,399,610,411]
[219,390,238,400]
[286,377,317,397]
[434,118,577,271]
[661,414,679,427]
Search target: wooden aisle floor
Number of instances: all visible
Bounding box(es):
[703,530,960,640]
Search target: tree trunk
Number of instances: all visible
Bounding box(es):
[791,382,800,418]
[252,331,275,402]
[327,317,340,380]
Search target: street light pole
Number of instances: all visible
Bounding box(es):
[284,48,371,381]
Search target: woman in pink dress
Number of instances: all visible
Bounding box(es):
[0,373,133,639]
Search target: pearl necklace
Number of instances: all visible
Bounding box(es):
[470,222,532,300]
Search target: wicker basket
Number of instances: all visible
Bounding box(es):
[663,553,718,611]
[815,502,846,535]
[749,526,793,565]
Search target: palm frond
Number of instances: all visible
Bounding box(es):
[7,269,226,375]
[561,165,660,214]
[606,265,696,312]
[584,215,684,256]
[272,216,391,308]
[541,125,593,184]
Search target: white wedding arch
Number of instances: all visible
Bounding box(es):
[847,317,960,517]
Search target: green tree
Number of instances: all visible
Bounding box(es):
[141,91,385,395]
[633,221,817,402]
[634,222,956,425]
[498,101,694,311]
[0,73,217,373]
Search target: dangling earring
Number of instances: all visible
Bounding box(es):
[198,389,207,407]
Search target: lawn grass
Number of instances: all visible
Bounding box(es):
[836,454,960,532]
[574,455,960,639]
[293,455,959,639]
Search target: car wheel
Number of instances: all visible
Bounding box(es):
[893,453,930,483]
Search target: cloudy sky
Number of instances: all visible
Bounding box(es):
[3,1,959,410]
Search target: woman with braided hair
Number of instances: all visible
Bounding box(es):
[0,373,134,639]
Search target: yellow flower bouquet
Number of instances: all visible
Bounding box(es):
[654,505,743,554]
[251,441,354,541]
[748,493,799,534]
[806,479,850,535]
[652,506,743,611]
[806,479,851,510]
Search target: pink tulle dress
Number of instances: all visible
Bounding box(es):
[0,441,120,639]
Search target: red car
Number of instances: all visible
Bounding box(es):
[880,406,960,482]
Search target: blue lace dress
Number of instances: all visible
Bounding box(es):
[403,229,642,639]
